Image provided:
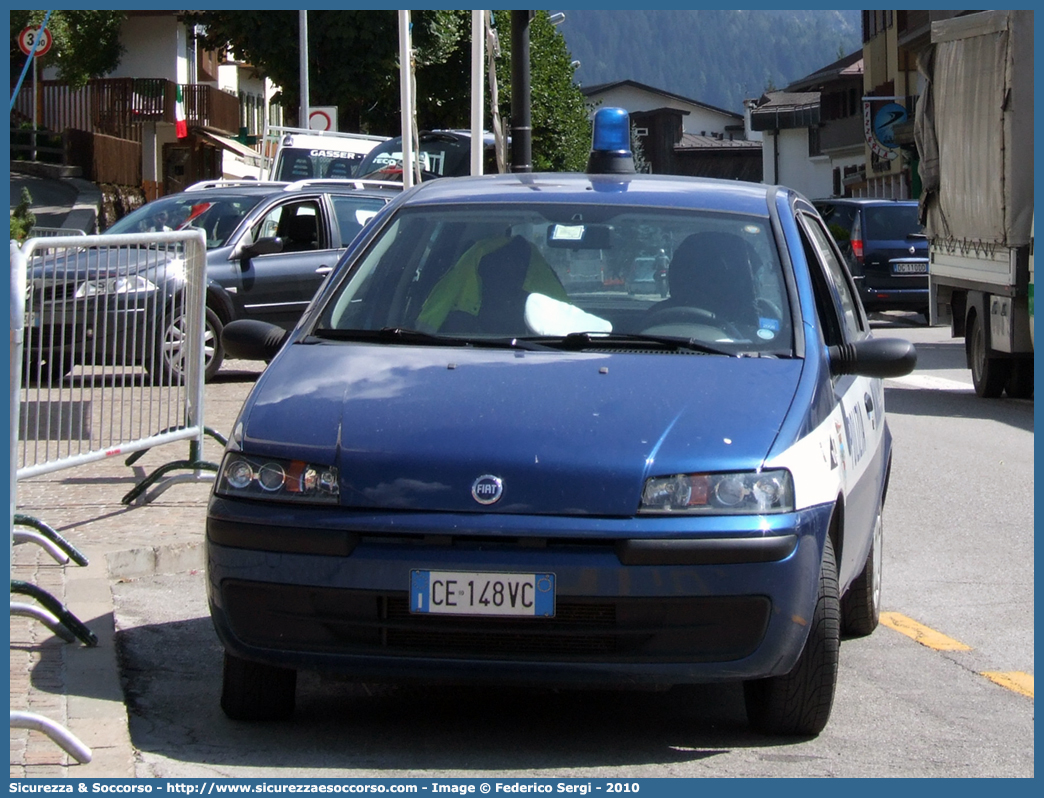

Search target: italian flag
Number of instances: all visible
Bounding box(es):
[175,85,188,138]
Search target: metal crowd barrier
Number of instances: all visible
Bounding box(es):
[9,229,208,762]
[27,227,87,237]
[12,230,213,498]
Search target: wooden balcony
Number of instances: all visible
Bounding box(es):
[12,78,240,142]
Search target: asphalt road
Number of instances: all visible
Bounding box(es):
[110,313,1034,778]
[10,173,79,228]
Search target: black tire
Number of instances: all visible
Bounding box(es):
[968,312,1010,398]
[841,512,882,637]
[23,352,74,387]
[151,306,225,384]
[220,650,296,721]
[744,535,840,736]
[1005,358,1034,399]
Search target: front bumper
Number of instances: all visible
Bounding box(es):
[24,292,172,368]
[205,498,834,685]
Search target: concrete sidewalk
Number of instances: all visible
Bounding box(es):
[10,364,262,778]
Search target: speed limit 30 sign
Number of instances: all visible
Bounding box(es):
[18,26,53,57]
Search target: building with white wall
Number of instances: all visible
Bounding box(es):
[583,80,743,138]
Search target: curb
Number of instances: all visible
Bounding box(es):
[12,537,206,778]
[10,161,83,180]
[62,558,136,777]
[63,178,102,235]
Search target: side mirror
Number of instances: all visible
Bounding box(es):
[221,319,291,362]
[829,337,917,379]
[239,236,284,262]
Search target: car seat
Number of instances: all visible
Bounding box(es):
[283,214,318,252]
[643,231,760,333]
[423,235,567,335]
[285,155,313,180]
[325,158,354,179]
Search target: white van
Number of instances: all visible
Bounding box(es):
[263,126,389,182]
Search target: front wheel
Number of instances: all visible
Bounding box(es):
[220,651,296,721]
[151,305,224,384]
[841,512,882,637]
[744,535,840,736]
[968,312,1009,398]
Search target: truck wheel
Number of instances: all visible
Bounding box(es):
[744,535,840,736]
[1005,358,1034,399]
[220,651,296,721]
[841,512,882,637]
[968,313,1010,398]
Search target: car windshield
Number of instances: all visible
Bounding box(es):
[863,204,923,240]
[273,147,366,180]
[106,193,267,248]
[314,204,793,357]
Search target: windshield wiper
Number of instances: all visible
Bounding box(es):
[527,331,735,356]
[311,327,552,350]
[311,327,466,346]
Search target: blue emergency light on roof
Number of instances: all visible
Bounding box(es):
[587,107,636,175]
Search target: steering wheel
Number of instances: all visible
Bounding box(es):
[756,298,784,321]
[641,306,717,329]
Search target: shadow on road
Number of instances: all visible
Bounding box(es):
[112,603,808,772]
[885,386,1033,432]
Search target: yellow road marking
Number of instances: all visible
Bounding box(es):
[879,612,971,651]
[981,671,1034,699]
[881,614,1032,699]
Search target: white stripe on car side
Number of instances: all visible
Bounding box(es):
[767,375,885,512]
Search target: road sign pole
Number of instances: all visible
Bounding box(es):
[9,12,52,114]
[32,56,38,160]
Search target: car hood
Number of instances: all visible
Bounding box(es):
[28,246,180,283]
[240,343,803,516]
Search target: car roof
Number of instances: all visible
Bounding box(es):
[398,172,778,215]
[177,179,399,201]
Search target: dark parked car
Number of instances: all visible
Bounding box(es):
[206,108,916,736]
[814,198,929,320]
[355,130,499,182]
[24,179,398,383]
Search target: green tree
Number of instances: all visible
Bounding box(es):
[10,11,125,89]
[185,10,591,172]
[185,10,468,135]
[10,187,36,242]
[492,11,591,173]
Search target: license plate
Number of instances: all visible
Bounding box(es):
[410,570,555,617]
[892,261,928,274]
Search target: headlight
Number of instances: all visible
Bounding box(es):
[639,469,793,515]
[74,275,158,298]
[215,453,340,504]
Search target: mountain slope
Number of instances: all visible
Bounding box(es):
[559,10,862,113]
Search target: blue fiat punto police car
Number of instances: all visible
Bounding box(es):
[207,109,916,735]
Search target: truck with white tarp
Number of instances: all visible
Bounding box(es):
[916,9,1034,397]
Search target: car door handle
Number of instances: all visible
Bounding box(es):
[315,266,333,275]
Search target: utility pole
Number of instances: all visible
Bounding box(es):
[299,11,309,127]
[510,10,532,173]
